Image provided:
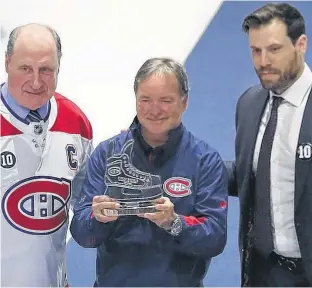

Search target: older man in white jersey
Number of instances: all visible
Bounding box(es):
[1,23,93,287]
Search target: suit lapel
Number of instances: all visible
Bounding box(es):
[246,88,269,177]
[238,87,268,203]
[295,89,312,209]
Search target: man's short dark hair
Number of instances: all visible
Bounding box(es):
[242,2,305,44]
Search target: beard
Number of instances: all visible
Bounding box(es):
[255,52,301,94]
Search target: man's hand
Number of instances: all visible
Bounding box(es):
[92,195,120,223]
[139,197,177,229]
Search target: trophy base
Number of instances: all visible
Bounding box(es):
[102,202,157,216]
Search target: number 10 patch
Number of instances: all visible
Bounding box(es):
[297,143,312,161]
[1,151,16,169]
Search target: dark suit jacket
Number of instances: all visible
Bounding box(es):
[226,84,312,286]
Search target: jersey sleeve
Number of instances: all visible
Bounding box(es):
[70,139,94,210]
[65,104,94,210]
[70,141,113,248]
[170,150,228,259]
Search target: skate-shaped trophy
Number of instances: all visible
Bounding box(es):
[102,139,163,216]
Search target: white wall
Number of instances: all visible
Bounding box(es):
[1,0,223,146]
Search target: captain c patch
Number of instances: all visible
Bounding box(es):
[163,177,192,197]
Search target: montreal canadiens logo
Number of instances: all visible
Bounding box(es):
[163,177,192,197]
[1,176,71,235]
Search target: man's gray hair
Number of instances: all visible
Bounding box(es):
[5,24,62,65]
[134,57,189,97]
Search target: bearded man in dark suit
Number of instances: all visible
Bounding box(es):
[226,2,312,287]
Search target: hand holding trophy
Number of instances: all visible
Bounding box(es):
[102,139,163,216]
[138,196,178,230]
[92,195,120,222]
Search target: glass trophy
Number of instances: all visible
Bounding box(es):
[102,139,163,216]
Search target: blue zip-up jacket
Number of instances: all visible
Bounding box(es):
[70,120,228,287]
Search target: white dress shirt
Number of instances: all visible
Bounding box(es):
[253,63,312,258]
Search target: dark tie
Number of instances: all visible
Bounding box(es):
[27,110,42,123]
[253,95,283,256]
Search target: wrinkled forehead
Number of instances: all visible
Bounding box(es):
[9,42,58,70]
[137,73,182,95]
[16,32,56,51]
[9,26,58,61]
[248,19,290,47]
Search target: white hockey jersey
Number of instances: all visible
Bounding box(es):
[0,91,93,287]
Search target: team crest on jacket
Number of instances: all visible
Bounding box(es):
[1,176,71,235]
[163,177,192,197]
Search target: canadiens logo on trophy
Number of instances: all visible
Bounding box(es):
[103,139,163,216]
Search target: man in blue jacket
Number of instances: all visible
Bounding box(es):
[70,57,228,287]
